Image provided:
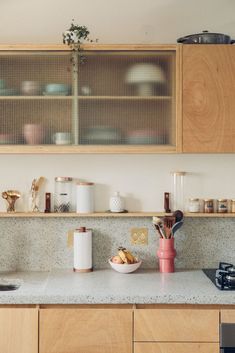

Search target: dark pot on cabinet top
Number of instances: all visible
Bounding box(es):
[177,30,235,44]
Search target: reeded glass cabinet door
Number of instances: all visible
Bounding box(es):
[0,51,72,145]
[0,48,177,151]
[78,50,176,147]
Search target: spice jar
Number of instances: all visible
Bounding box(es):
[188,198,200,213]
[217,199,227,213]
[204,199,214,213]
[231,200,235,213]
[54,177,73,212]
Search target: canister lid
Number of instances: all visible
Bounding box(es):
[217,199,227,202]
[78,227,86,232]
[189,198,199,201]
[75,227,92,233]
[55,177,73,182]
[170,171,186,176]
[77,182,94,185]
[204,198,213,202]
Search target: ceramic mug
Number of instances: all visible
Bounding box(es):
[23,124,45,145]
[21,81,41,95]
[53,132,71,145]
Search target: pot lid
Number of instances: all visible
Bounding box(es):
[180,30,230,38]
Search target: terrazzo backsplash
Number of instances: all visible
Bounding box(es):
[0,217,234,271]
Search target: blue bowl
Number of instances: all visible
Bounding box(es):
[44,83,70,94]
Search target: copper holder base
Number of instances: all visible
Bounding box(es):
[73,268,93,273]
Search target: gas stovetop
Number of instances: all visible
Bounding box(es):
[203,262,235,290]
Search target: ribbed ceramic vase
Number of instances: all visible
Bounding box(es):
[157,238,176,273]
[109,191,124,212]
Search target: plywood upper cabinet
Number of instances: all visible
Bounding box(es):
[39,307,132,353]
[0,308,38,353]
[182,45,235,152]
[0,44,181,154]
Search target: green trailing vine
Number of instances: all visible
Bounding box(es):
[63,19,98,63]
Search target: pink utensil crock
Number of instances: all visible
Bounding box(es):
[157,238,176,273]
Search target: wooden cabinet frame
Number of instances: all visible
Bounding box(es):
[0,44,182,154]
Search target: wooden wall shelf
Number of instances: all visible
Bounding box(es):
[0,212,234,218]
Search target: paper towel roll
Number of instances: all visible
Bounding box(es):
[73,227,92,272]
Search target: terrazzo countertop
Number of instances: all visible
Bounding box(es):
[0,269,234,305]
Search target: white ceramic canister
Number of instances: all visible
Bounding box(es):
[73,227,92,272]
[76,182,94,213]
[109,191,124,212]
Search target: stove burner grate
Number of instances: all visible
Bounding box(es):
[203,262,235,290]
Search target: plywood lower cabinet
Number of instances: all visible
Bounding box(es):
[0,308,38,353]
[134,307,220,353]
[39,307,132,353]
[134,308,219,342]
[221,309,235,323]
[0,305,231,353]
[135,343,219,353]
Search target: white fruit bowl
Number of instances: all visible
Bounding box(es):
[108,258,142,273]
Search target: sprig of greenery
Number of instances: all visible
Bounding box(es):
[63,19,97,49]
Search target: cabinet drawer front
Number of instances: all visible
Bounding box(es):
[134,309,219,342]
[221,310,235,323]
[135,343,219,353]
[0,308,38,353]
[40,308,132,353]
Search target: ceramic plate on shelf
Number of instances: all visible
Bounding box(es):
[82,126,122,144]
[42,91,70,96]
[0,88,19,96]
[126,129,165,144]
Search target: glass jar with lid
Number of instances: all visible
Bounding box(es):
[54,177,73,212]
[188,198,200,213]
[204,199,214,213]
[217,199,228,213]
[231,199,235,213]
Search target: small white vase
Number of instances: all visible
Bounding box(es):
[109,191,124,212]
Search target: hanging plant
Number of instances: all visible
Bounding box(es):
[63,20,97,64]
[62,20,97,144]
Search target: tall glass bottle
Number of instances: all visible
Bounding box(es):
[171,171,186,211]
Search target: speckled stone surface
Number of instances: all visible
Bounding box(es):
[0,269,234,304]
[0,217,234,271]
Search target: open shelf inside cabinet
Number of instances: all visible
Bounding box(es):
[77,50,176,147]
[0,51,73,146]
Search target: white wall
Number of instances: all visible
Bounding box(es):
[0,0,235,212]
[1,0,235,44]
[1,154,235,212]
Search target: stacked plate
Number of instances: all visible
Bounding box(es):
[82,126,122,144]
[126,129,165,144]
